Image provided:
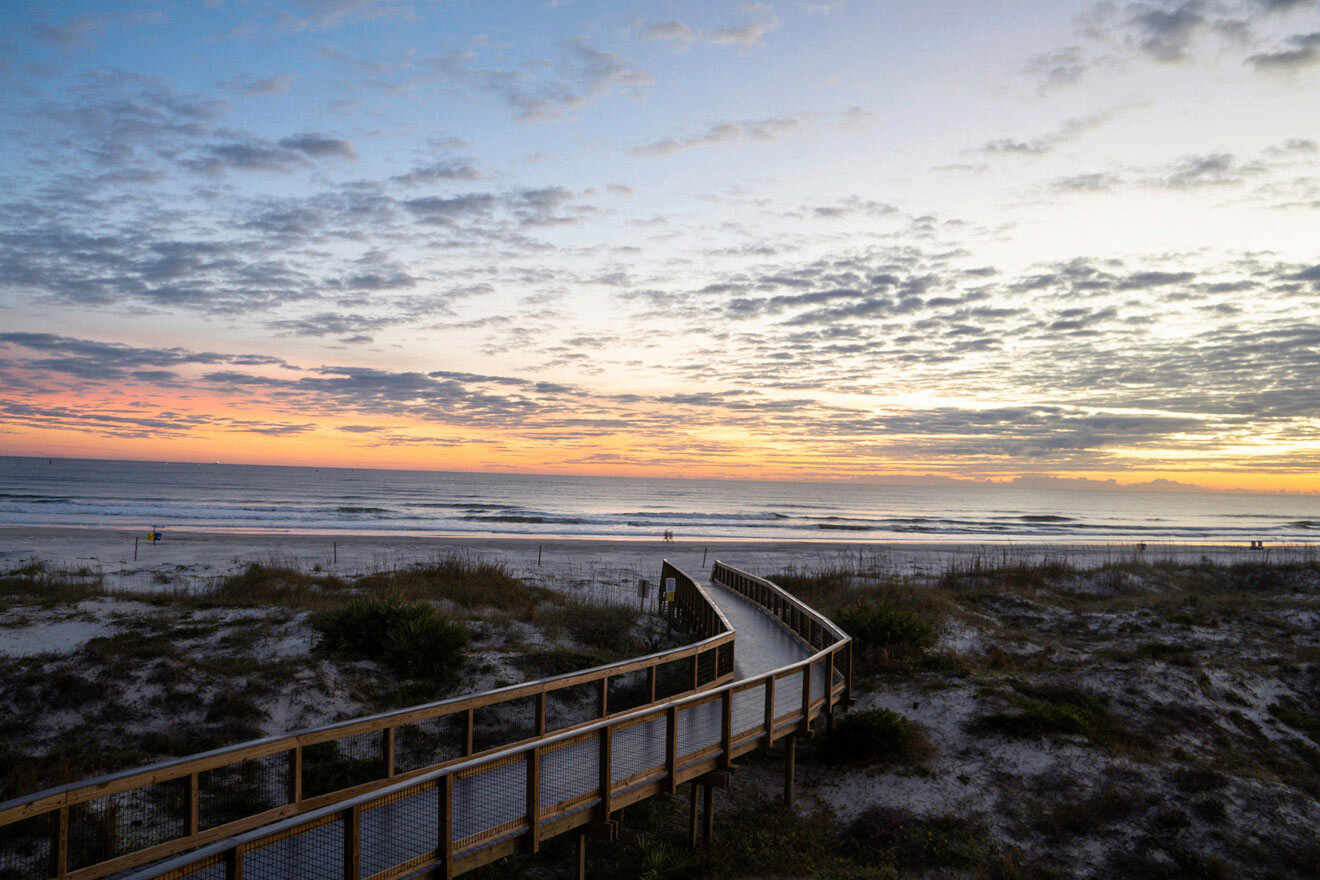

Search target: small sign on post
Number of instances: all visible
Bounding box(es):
[664,576,676,603]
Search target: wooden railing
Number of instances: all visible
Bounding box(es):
[105,562,851,880]
[0,561,733,880]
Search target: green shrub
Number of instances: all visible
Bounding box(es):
[837,599,936,661]
[842,807,987,871]
[535,600,640,656]
[314,596,467,682]
[825,708,932,766]
[968,684,1128,748]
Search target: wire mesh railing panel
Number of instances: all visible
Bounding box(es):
[732,683,766,735]
[240,816,343,880]
[812,659,828,702]
[717,643,734,678]
[0,811,52,879]
[69,777,188,870]
[154,851,227,880]
[452,757,526,844]
[696,649,716,686]
[199,750,291,831]
[607,669,650,716]
[473,695,537,754]
[675,698,722,758]
[610,715,666,784]
[302,732,386,801]
[395,713,466,773]
[773,671,803,718]
[546,681,598,732]
[359,784,439,878]
[653,657,691,701]
[539,736,599,813]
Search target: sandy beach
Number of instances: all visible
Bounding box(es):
[2,525,1313,596]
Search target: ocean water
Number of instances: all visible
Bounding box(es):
[0,456,1315,544]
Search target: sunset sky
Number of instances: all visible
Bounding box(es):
[1,0,1319,490]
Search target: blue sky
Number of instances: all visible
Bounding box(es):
[1,0,1319,489]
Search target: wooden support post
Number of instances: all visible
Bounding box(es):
[187,771,200,837]
[227,846,244,880]
[665,705,679,793]
[464,708,475,756]
[343,805,361,880]
[783,733,797,807]
[687,783,699,849]
[599,727,613,819]
[289,746,303,804]
[576,830,587,880]
[527,747,541,853]
[49,805,68,879]
[536,692,547,735]
[764,674,776,744]
[702,780,714,850]
[439,775,453,880]
[383,726,396,778]
[801,661,813,733]
[599,677,609,718]
[691,653,699,690]
[721,689,733,770]
[647,665,657,703]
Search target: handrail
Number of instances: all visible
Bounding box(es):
[0,560,733,880]
[110,563,851,880]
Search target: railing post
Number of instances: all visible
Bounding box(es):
[383,726,396,778]
[648,665,657,703]
[227,846,244,880]
[289,745,303,805]
[527,746,541,853]
[536,692,547,735]
[691,653,699,690]
[721,689,733,769]
[49,805,68,879]
[801,661,812,732]
[188,771,200,837]
[343,804,361,880]
[599,677,609,717]
[599,727,613,819]
[464,708,475,756]
[764,673,776,745]
[665,705,678,793]
[439,775,453,879]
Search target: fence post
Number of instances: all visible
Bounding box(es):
[721,690,733,770]
[764,673,776,745]
[439,775,453,879]
[465,708,475,756]
[289,746,303,804]
[666,705,678,793]
[801,660,812,733]
[383,727,396,778]
[343,805,361,880]
[599,727,613,819]
[188,771,200,836]
[527,747,541,853]
[49,805,68,879]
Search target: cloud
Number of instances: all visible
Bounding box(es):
[1025,46,1089,90]
[711,3,781,45]
[979,112,1113,157]
[224,74,295,95]
[428,40,651,122]
[1130,2,1207,62]
[1052,172,1123,191]
[1247,31,1320,70]
[639,20,695,43]
[391,160,482,185]
[633,117,799,157]
[279,134,356,159]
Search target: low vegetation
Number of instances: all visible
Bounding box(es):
[313,595,468,683]
[821,708,932,767]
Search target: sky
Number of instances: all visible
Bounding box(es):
[1,0,1319,491]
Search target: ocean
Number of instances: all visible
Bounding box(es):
[0,456,1315,544]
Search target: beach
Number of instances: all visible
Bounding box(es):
[1,525,1313,598]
